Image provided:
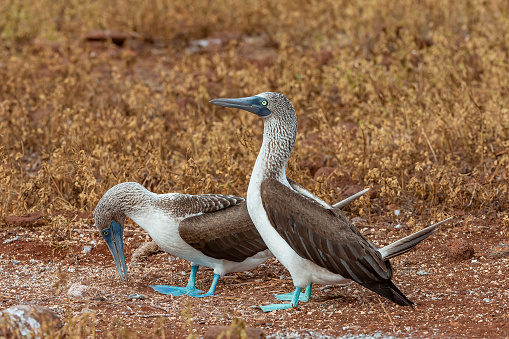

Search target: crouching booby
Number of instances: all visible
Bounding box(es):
[210,92,452,311]
[93,182,368,297]
[93,182,270,297]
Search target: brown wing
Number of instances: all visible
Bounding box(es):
[261,178,413,306]
[179,200,268,262]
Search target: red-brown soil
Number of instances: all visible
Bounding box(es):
[1,210,508,338]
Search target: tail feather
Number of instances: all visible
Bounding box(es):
[380,217,453,260]
[363,280,414,307]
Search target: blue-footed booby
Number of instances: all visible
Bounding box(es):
[93,182,270,297]
[93,181,368,298]
[210,92,452,311]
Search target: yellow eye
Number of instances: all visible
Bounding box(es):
[261,100,268,106]
[103,230,109,236]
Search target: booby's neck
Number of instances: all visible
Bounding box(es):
[100,184,185,246]
[249,115,297,189]
[95,182,183,232]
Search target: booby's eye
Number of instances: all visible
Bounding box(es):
[261,100,268,106]
[102,230,109,236]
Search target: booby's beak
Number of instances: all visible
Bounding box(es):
[210,96,271,117]
[101,221,129,283]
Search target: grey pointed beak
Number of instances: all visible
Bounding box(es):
[210,95,271,117]
[101,221,129,283]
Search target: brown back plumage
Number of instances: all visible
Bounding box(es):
[179,201,268,262]
[260,177,413,307]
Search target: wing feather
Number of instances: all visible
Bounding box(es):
[179,200,269,262]
[260,178,413,306]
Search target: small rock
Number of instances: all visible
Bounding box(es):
[92,296,107,302]
[67,283,88,297]
[254,318,266,326]
[445,239,475,260]
[186,38,223,54]
[315,48,334,66]
[351,217,367,225]
[368,186,380,199]
[84,30,129,46]
[128,293,146,300]
[83,245,92,254]
[416,270,430,276]
[3,236,19,244]
[486,243,509,259]
[297,160,322,176]
[0,305,62,337]
[314,167,337,181]
[4,213,44,227]
[338,122,359,138]
[131,241,162,262]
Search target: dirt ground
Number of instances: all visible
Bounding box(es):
[1,208,508,338]
[2,1,509,337]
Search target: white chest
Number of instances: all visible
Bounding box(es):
[129,208,188,254]
[247,172,349,287]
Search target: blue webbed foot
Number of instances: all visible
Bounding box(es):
[260,287,302,312]
[260,303,295,312]
[150,285,203,296]
[151,265,202,296]
[275,283,312,302]
[275,292,309,302]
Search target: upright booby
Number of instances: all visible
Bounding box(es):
[93,182,368,297]
[211,92,452,311]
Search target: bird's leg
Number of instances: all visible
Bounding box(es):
[185,265,199,289]
[275,283,312,302]
[191,274,220,298]
[150,265,203,296]
[260,287,302,312]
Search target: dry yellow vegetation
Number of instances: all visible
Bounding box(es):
[1,1,509,337]
[0,0,508,221]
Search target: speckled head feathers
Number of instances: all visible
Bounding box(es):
[93,182,148,232]
[210,92,298,180]
[255,92,296,120]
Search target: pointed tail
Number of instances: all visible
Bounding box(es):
[363,280,414,307]
[380,217,453,260]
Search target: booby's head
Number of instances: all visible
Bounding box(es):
[93,184,137,284]
[211,92,298,180]
[210,92,296,121]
